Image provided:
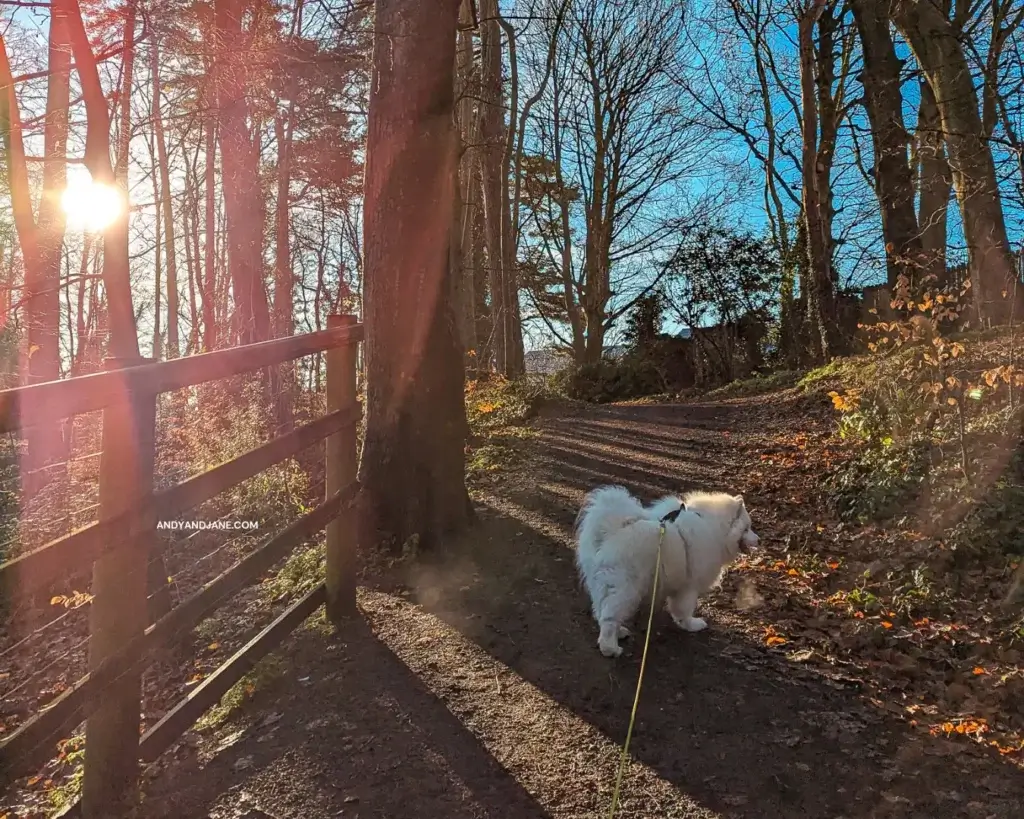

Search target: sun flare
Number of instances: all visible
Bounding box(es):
[61,173,124,232]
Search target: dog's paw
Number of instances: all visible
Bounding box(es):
[617,625,631,639]
[683,616,708,632]
[598,639,623,658]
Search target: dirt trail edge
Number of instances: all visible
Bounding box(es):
[143,397,1023,819]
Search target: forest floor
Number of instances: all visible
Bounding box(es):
[136,387,1024,819]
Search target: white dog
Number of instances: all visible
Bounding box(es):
[575,485,760,657]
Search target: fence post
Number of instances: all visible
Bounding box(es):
[325,314,358,623]
[81,356,157,818]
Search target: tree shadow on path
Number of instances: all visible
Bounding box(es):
[405,503,1023,819]
[142,621,553,819]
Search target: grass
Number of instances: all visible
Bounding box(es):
[45,735,86,813]
[703,369,804,400]
[194,654,287,732]
[464,376,554,486]
[260,540,326,604]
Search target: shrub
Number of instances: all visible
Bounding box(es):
[465,375,558,434]
[551,357,666,403]
[824,439,930,523]
[822,267,1024,543]
[159,376,311,529]
[828,383,929,449]
[947,443,1024,558]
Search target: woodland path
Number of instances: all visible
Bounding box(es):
[143,395,1024,819]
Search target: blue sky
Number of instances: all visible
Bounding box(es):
[512,0,1024,352]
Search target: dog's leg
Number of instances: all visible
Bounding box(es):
[596,587,642,657]
[667,588,707,632]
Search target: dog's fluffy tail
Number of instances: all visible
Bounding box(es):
[575,485,643,561]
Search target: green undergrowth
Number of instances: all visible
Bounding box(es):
[703,369,804,400]
[261,538,326,604]
[549,357,667,403]
[194,654,287,732]
[813,328,1024,594]
[465,376,556,483]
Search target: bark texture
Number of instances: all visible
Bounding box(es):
[357,0,473,554]
[851,0,926,297]
[892,0,1017,322]
[916,78,951,288]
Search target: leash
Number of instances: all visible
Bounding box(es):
[607,509,677,818]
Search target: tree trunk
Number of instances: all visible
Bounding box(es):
[182,140,202,353]
[150,130,163,359]
[358,0,473,554]
[203,120,218,350]
[273,110,295,339]
[151,39,179,358]
[891,0,1017,324]
[273,112,295,432]
[582,92,610,366]
[551,66,586,361]
[478,0,506,373]
[214,0,271,344]
[851,0,926,298]
[454,0,479,361]
[497,15,525,377]
[799,0,839,362]
[916,78,950,289]
[72,236,92,375]
[1,12,72,493]
[61,0,141,361]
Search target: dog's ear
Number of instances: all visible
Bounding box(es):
[734,494,745,507]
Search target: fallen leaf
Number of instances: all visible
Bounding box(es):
[881,621,893,629]
[972,667,986,675]
[766,635,788,647]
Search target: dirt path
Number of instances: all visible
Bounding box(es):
[144,397,1023,819]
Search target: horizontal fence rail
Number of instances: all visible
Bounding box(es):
[0,322,362,435]
[0,405,361,600]
[0,481,360,782]
[0,316,363,818]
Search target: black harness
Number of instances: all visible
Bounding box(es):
[660,504,684,524]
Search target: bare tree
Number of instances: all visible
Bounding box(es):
[891,0,1018,323]
[452,0,482,359]
[799,0,849,361]
[520,0,704,364]
[203,117,218,350]
[681,0,806,363]
[477,0,524,375]
[915,77,952,287]
[850,0,927,298]
[60,0,141,361]
[0,8,72,489]
[150,36,180,358]
[213,0,272,344]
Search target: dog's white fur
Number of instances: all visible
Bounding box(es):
[575,485,760,657]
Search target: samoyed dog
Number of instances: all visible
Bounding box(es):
[575,485,760,657]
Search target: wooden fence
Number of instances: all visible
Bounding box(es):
[0,315,363,817]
